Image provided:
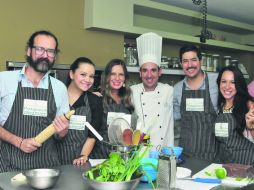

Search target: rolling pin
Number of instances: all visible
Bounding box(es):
[34,110,75,143]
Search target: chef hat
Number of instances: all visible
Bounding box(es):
[136,32,162,67]
[248,80,254,98]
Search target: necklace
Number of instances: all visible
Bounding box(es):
[223,106,234,113]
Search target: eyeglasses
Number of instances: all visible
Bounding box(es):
[32,46,57,58]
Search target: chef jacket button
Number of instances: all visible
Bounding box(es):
[141,92,144,95]
[159,126,162,128]
[145,114,147,117]
[142,103,145,105]
[157,91,160,94]
[158,102,160,104]
[161,138,163,140]
[157,114,160,116]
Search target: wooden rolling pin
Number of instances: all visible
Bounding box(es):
[34,110,75,143]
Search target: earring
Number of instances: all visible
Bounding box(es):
[122,83,125,87]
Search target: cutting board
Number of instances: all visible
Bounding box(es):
[193,163,251,187]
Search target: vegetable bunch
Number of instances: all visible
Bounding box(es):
[85,145,150,182]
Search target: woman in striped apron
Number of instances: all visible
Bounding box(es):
[90,59,134,159]
[56,57,103,165]
[215,66,254,164]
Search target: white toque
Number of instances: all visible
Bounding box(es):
[136,32,162,67]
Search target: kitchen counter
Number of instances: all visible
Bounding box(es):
[0,157,212,190]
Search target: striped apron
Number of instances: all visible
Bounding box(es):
[56,93,91,165]
[90,102,130,159]
[179,76,217,161]
[215,113,254,164]
[0,78,59,172]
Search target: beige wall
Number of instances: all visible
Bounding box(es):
[0,0,124,71]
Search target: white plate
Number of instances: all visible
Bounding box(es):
[177,167,192,178]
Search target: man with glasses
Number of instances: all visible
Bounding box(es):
[173,45,218,161]
[0,30,69,172]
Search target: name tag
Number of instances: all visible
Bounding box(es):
[107,112,131,126]
[23,99,47,117]
[69,115,86,130]
[186,98,204,112]
[215,123,229,137]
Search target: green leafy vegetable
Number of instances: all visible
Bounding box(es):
[84,145,156,189]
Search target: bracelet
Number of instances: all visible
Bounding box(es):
[19,138,24,149]
[79,154,88,160]
[64,113,70,120]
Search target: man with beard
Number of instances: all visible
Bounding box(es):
[131,32,174,148]
[173,45,218,161]
[0,30,69,172]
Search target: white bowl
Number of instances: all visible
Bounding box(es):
[176,167,192,179]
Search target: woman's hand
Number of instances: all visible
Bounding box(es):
[73,155,88,166]
[245,108,254,130]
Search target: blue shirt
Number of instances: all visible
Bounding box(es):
[0,65,69,126]
[173,72,218,120]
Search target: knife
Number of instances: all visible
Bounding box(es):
[178,177,221,184]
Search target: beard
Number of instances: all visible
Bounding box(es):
[26,56,54,73]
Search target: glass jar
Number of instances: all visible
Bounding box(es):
[167,57,173,68]
[206,53,214,72]
[201,53,207,71]
[172,57,180,69]
[223,56,231,67]
[231,59,239,68]
[161,56,169,69]
[212,54,220,72]
[126,44,138,66]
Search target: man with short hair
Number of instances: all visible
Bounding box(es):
[173,45,218,160]
[0,30,69,172]
[131,32,174,148]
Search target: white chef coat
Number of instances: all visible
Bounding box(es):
[131,82,174,147]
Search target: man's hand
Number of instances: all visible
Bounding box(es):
[52,115,69,138]
[20,138,42,153]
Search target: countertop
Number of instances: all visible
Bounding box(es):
[0,156,212,190]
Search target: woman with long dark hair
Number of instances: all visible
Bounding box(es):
[215,65,254,164]
[56,57,103,165]
[91,58,135,158]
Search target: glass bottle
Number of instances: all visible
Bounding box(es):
[201,53,207,71]
[224,56,231,67]
[231,59,239,68]
[206,53,213,72]
[212,54,220,72]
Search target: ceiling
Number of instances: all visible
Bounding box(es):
[152,0,254,25]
